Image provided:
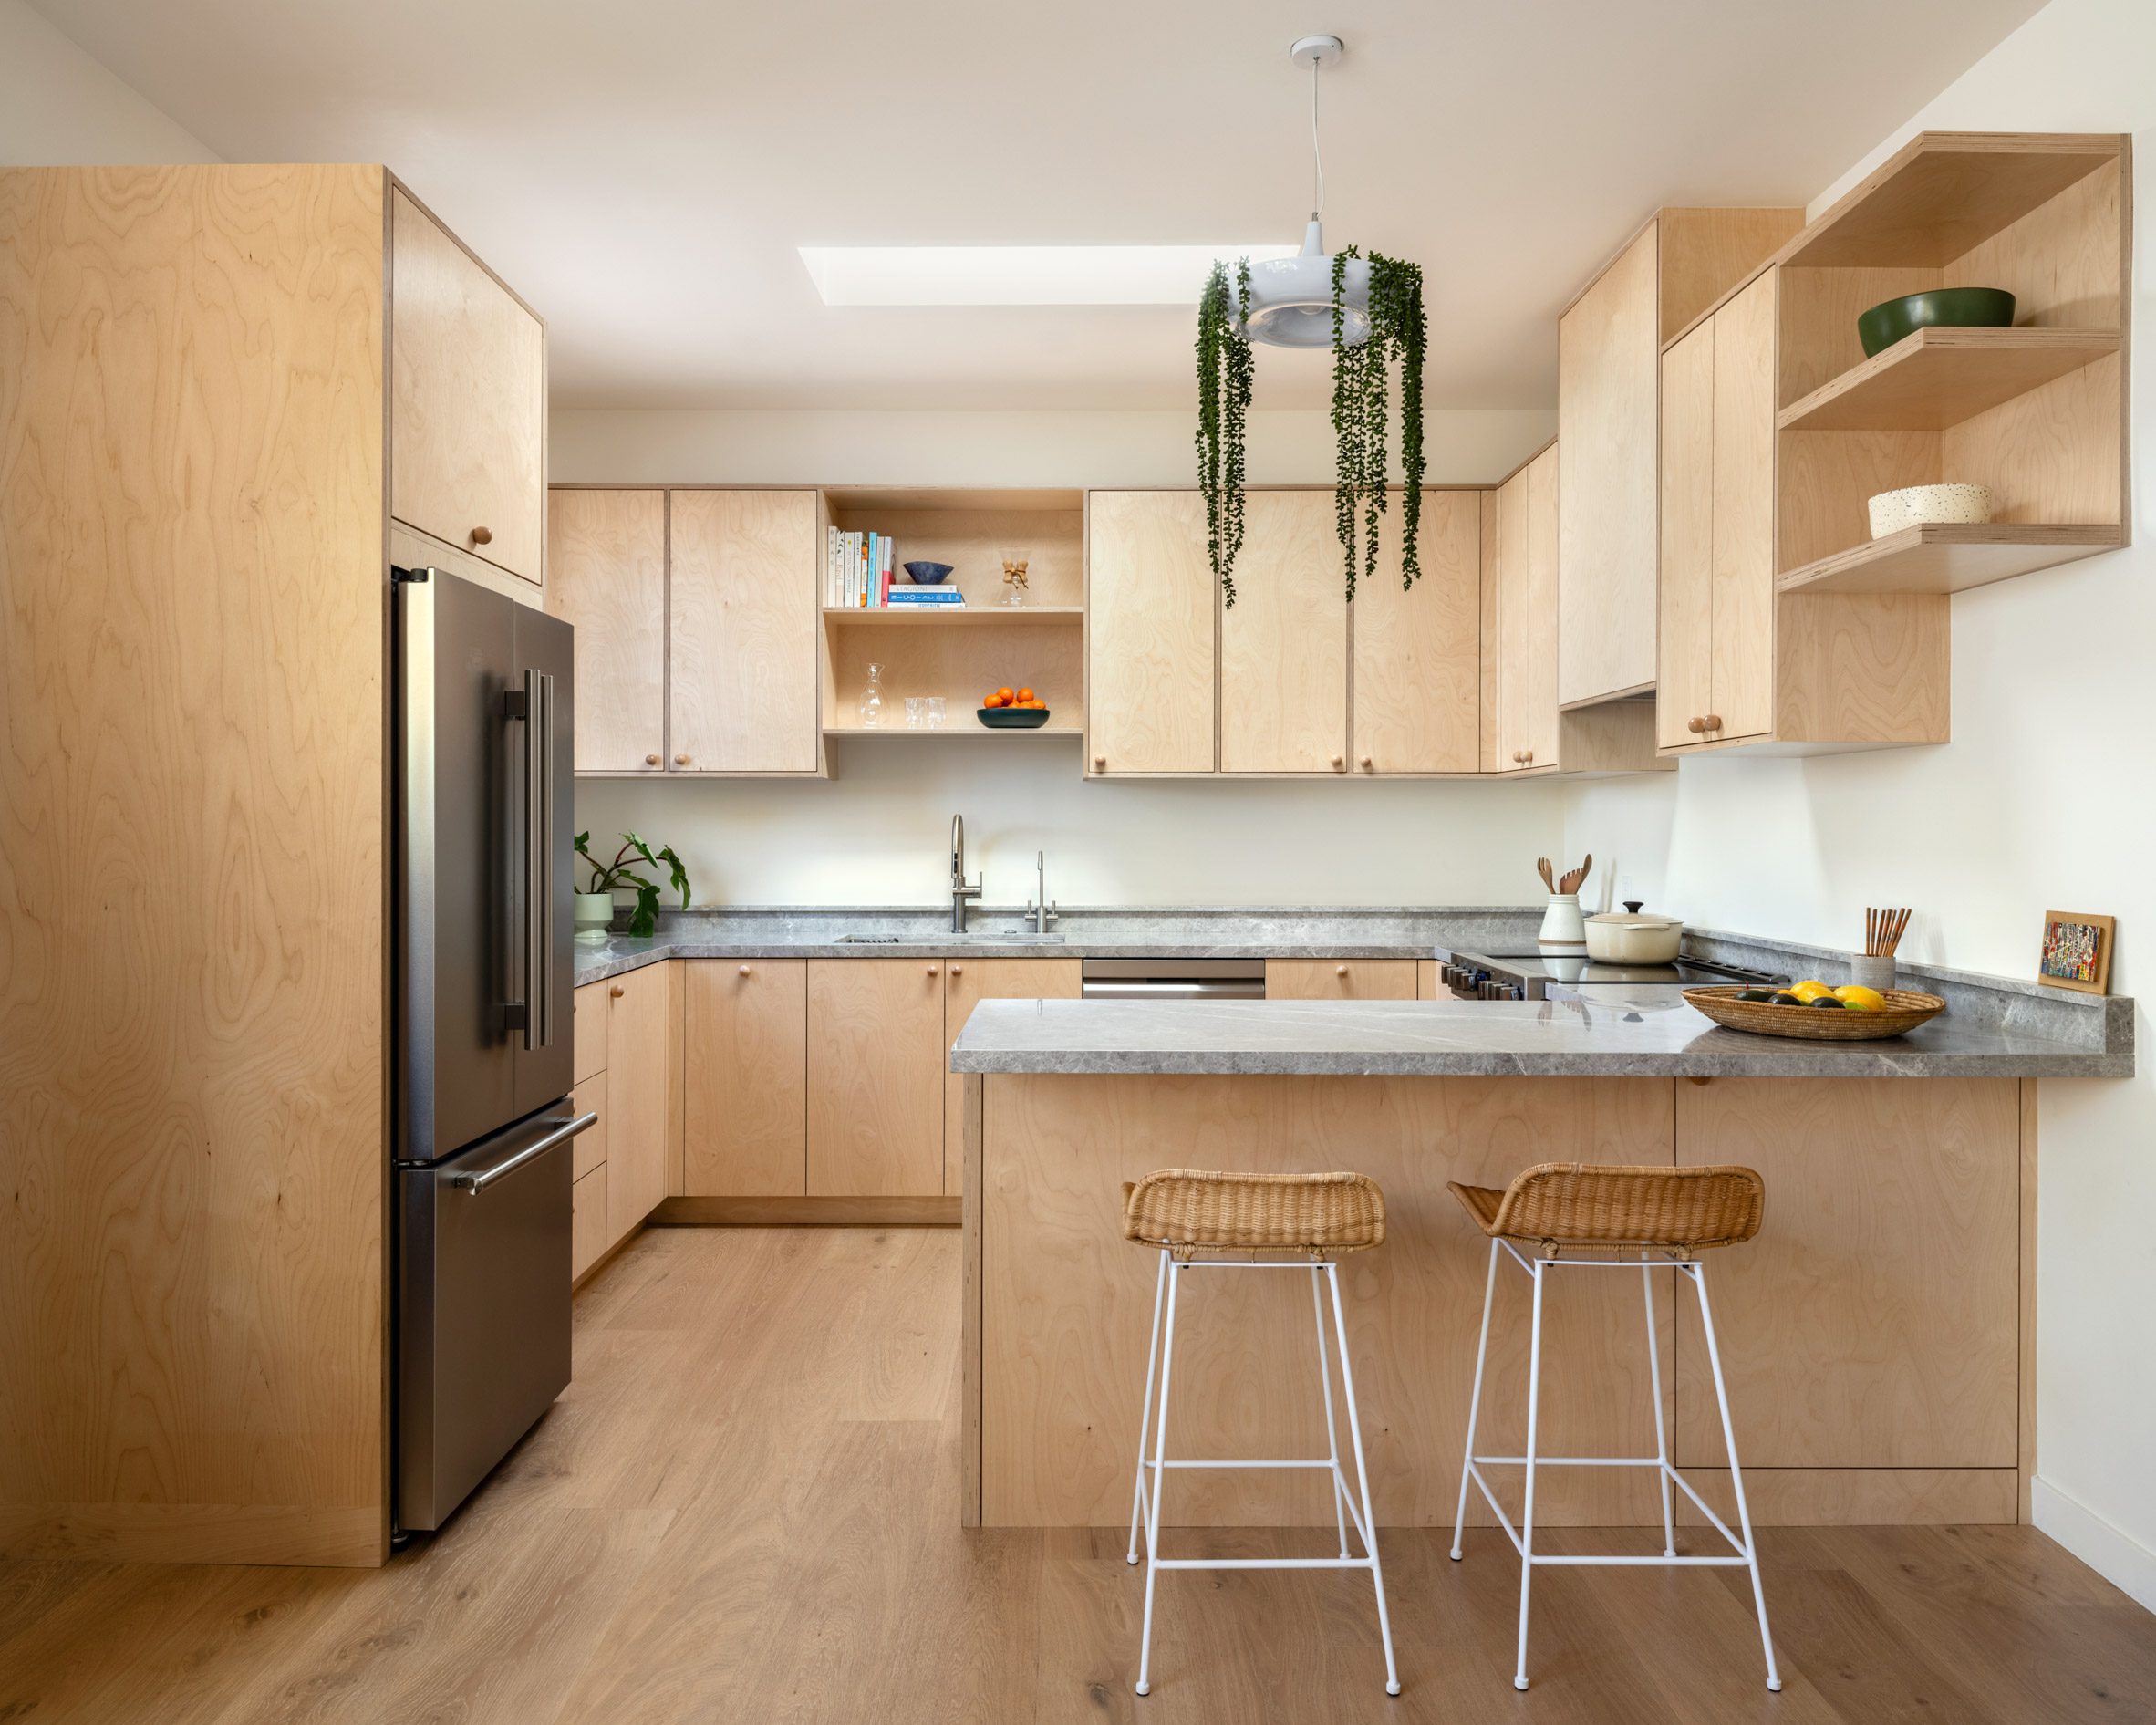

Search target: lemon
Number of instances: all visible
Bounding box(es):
[1789,980,1833,1003]
[1833,985,1887,1013]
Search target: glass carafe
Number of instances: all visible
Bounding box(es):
[856,660,886,728]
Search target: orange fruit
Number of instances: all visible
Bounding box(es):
[996,686,1015,704]
[1017,686,1035,703]
[981,691,1002,709]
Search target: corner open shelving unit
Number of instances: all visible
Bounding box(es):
[1774,131,2130,599]
[817,486,1085,743]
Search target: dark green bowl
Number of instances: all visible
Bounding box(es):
[978,706,1050,729]
[1857,287,2016,358]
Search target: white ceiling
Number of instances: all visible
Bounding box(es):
[34,0,2045,410]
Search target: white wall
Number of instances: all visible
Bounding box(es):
[1564,0,2156,1609]
[556,404,1563,907]
[0,0,217,164]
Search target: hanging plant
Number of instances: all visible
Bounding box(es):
[1196,258,1254,608]
[1196,248,1425,608]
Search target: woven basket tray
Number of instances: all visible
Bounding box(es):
[1683,985,1945,1041]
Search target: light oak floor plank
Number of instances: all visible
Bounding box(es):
[0,1228,2149,1724]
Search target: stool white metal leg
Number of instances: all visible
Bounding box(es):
[1126,1248,1169,1565]
[1447,1241,1782,1694]
[1128,1254,1402,1699]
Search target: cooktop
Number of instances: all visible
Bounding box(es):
[1436,951,1788,1002]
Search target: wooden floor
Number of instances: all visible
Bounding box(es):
[2,1227,2151,1723]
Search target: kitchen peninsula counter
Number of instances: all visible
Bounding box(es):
[954,991,2126,1536]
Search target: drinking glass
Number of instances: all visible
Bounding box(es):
[904,696,925,729]
[926,696,946,729]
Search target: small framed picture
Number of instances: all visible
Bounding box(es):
[2038,911,2114,995]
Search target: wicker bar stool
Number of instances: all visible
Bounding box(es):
[1122,1169,1400,1699]
[1445,1161,1780,1695]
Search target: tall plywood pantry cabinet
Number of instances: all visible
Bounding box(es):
[0,164,544,1566]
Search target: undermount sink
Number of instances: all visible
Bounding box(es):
[951,930,1065,943]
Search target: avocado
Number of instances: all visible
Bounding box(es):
[1809,995,1847,1009]
[1735,989,1777,1003]
[1769,992,1804,1007]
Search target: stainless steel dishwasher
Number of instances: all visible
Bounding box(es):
[1081,958,1268,1000]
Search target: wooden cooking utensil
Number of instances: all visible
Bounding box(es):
[1557,855,1591,896]
[1537,857,1555,894]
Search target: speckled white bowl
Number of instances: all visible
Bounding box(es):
[1867,483,1993,538]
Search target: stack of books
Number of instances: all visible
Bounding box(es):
[824,527,967,608]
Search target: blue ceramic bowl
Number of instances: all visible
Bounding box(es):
[903,560,955,585]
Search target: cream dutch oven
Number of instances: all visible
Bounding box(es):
[1582,904,1684,964]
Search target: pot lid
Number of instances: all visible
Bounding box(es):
[1584,911,1683,929]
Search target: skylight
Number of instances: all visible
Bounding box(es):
[796,244,1299,307]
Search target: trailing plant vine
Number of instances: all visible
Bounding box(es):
[575,829,690,937]
[1332,248,1426,602]
[1196,258,1254,607]
[1195,250,1425,607]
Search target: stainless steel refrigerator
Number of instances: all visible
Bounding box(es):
[393,565,591,1534]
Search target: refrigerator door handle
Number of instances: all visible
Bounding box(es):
[445,1111,596,1195]
[515,667,555,1052]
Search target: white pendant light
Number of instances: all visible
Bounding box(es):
[1236,35,1370,349]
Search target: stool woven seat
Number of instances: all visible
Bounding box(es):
[1122,1168,1385,1255]
[1447,1161,1764,1254]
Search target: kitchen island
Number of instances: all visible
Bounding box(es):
[950,992,2130,1534]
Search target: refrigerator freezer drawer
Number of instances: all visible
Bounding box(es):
[396,1107,592,1533]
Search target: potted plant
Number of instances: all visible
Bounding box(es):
[574,831,691,939]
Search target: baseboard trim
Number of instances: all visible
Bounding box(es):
[2032,1477,2156,1614]
[0,1502,385,1567]
[654,1195,960,1228]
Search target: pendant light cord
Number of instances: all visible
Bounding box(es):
[1310,53,1325,216]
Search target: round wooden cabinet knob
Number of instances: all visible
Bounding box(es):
[470,525,492,546]
[1703,714,1723,731]
[926,964,939,976]
[674,753,690,766]
[738,964,751,976]
[1336,965,1349,977]
[1521,750,1534,764]
[1330,753,1344,771]
[646,753,661,765]
[609,984,625,999]
[1686,716,1705,733]
[1359,756,1374,772]
[1094,754,1106,771]
[949,964,964,977]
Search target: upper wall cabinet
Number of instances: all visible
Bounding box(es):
[1352,490,1481,774]
[1769,132,2130,598]
[1557,207,1803,708]
[1491,447,1668,778]
[1087,491,1218,774]
[1658,266,1949,756]
[390,188,546,586]
[1220,492,1345,774]
[669,490,823,774]
[546,489,667,772]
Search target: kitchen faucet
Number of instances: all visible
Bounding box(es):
[949,814,981,934]
[1026,849,1058,936]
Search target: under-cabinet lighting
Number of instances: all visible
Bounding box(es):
[796,244,1299,307]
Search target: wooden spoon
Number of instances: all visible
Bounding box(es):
[1536,857,1555,894]
[1558,854,1592,895]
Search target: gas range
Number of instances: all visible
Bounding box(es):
[1434,950,1788,1002]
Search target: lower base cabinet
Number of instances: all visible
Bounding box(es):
[568,969,673,1283]
[571,1166,607,1280]
[685,959,808,1195]
[1265,959,1419,1001]
[807,958,946,1196]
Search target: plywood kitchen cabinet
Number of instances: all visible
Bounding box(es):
[1220,491,1347,774]
[1673,1077,2020,1476]
[1491,447,1666,777]
[669,489,823,774]
[1264,960,1419,1001]
[1085,490,1218,774]
[390,187,546,587]
[0,163,550,1567]
[597,965,672,1248]
[684,959,808,1197]
[1659,267,1951,756]
[808,958,947,1196]
[1557,207,1802,707]
[941,958,1083,1193]
[1352,490,1481,774]
[546,488,668,771]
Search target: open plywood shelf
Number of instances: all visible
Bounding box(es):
[1773,131,2130,600]
[823,606,1083,626]
[823,722,1080,739]
[1776,522,2125,597]
[1778,327,2120,432]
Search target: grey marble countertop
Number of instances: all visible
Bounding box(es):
[947,994,2132,1079]
[571,932,1448,984]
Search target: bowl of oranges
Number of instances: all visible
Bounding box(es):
[1682,981,1945,1041]
[980,685,1050,729]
